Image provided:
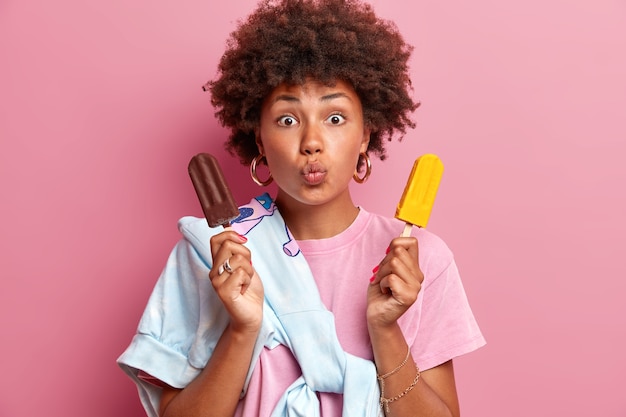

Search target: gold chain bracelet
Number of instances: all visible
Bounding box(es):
[379,364,421,414]
[376,346,410,380]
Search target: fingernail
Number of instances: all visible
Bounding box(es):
[385,246,390,254]
[372,265,379,273]
[238,234,248,242]
[369,275,375,283]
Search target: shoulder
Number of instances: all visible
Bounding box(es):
[177,216,223,242]
[175,216,222,262]
[362,209,452,254]
[363,209,454,278]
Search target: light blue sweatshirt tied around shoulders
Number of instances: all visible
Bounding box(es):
[118,194,383,416]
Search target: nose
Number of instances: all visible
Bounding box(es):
[300,123,323,155]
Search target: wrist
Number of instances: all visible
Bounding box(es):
[367,319,399,337]
[228,321,262,341]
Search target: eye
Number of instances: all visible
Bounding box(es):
[327,113,346,125]
[277,115,298,127]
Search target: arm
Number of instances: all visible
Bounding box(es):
[160,231,264,417]
[368,323,459,417]
[159,324,259,417]
[368,238,459,417]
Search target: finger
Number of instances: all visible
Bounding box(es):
[210,252,254,284]
[378,274,419,306]
[213,268,252,300]
[382,239,422,283]
[234,268,254,295]
[388,237,419,264]
[209,230,248,258]
[371,236,421,285]
[227,253,254,276]
[370,252,412,286]
[374,251,411,283]
[209,237,252,280]
[397,235,419,254]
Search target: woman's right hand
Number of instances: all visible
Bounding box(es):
[209,230,264,334]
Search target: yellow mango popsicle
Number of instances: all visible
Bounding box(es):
[395,154,444,236]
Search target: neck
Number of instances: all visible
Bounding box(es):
[275,192,360,240]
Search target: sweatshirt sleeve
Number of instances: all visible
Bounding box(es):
[117,217,229,417]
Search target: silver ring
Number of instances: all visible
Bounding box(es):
[223,258,233,273]
[217,264,225,275]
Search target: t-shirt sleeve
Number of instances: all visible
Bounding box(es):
[398,229,485,371]
[409,256,486,371]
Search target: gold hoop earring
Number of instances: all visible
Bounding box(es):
[353,152,372,184]
[250,154,273,186]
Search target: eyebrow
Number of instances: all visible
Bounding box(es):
[320,92,351,102]
[271,92,352,104]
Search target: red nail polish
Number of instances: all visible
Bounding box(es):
[238,234,248,242]
[372,265,379,273]
[385,246,390,254]
[369,275,375,283]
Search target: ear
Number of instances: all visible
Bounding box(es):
[254,128,264,154]
[360,127,371,153]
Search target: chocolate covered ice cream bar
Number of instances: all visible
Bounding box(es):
[188,153,240,228]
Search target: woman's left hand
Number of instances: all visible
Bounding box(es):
[367,236,424,328]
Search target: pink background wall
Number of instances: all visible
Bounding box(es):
[1,0,625,416]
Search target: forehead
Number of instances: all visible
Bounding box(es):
[264,79,361,104]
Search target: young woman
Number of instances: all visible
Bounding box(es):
[118,1,485,416]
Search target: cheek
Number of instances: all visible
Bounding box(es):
[333,131,366,156]
[330,141,362,175]
[262,145,292,176]
[263,140,293,160]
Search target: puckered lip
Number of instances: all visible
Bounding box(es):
[302,162,327,185]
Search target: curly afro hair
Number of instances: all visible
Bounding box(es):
[205,0,419,165]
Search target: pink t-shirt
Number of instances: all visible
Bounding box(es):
[235,208,485,416]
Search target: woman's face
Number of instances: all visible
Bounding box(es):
[257,79,370,209]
